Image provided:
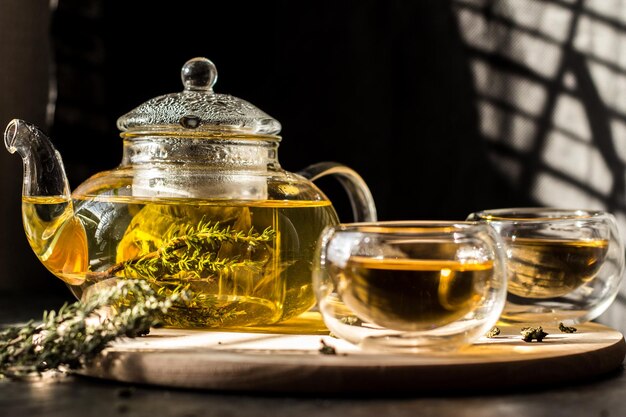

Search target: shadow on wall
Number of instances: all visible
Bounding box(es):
[455,0,626,213]
[453,0,626,328]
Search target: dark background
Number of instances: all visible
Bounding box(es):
[0,0,524,296]
[49,0,512,219]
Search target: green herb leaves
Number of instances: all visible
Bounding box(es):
[0,280,184,378]
[122,220,275,280]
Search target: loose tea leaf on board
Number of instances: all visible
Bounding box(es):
[319,339,337,355]
[486,326,501,338]
[559,322,578,333]
[521,326,549,342]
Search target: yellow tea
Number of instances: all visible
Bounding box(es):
[22,195,337,328]
[332,256,493,331]
[506,237,609,298]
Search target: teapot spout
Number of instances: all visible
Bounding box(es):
[4,119,71,199]
[4,120,88,287]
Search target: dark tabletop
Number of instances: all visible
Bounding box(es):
[1,294,624,417]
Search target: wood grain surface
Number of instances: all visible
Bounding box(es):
[79,318,626,394]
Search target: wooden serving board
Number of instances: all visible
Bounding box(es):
[80,315,626,394]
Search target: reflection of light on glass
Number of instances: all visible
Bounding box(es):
[277,184,300,196]
[441,268,452,278]
[455,246,489,263]
[327,232,364,268]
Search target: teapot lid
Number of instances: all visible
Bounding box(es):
[117,57,282,136]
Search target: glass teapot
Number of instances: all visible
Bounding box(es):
[4,57,376,328]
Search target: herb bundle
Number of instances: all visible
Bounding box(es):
[0,279,185,378]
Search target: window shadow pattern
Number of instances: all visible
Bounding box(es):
[453,0,626,328]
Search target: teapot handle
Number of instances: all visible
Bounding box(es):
[298,162,377,222]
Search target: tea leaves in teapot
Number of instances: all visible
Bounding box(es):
[89,211,278,327]
[120,219,275,280]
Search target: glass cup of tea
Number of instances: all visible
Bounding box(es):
[313,221,508,352]
[467,208,624,325]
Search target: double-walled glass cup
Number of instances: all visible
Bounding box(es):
[313,222,507,352]
[467,208,624,324]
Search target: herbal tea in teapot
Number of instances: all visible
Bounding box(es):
[23,195,337,327]
[8,57,376,329]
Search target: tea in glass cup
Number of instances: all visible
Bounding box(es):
[467,208,624,324]
[313,221,507,352]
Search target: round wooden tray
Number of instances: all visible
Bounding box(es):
[80,316,626,394]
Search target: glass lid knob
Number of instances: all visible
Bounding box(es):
[181,57,218,92]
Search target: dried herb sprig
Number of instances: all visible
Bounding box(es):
[86,219,277,328]
[124,220,275,280]
[97,220,275,281]
[0,279,185,378]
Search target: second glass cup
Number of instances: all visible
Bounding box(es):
[313,221,507,352]
[468,208,624,325]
